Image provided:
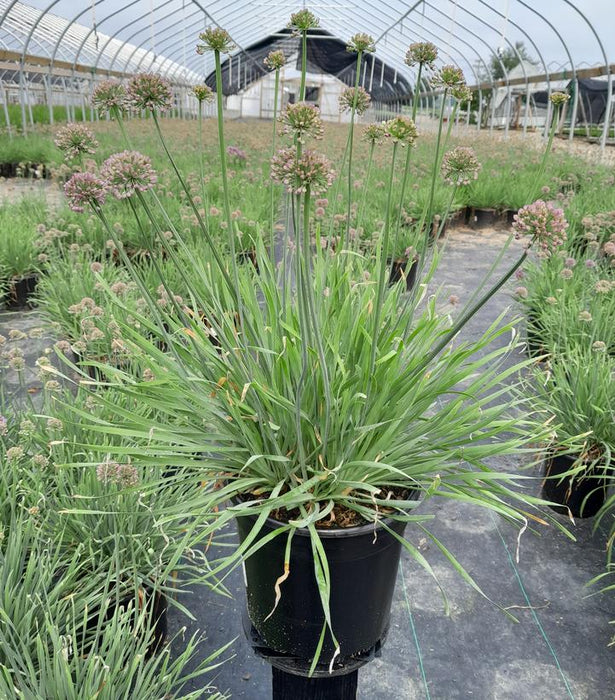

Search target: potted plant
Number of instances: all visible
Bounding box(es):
[59,15,573,678]
[530,349,614,518]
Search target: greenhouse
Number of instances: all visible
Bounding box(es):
[0,1,614,698]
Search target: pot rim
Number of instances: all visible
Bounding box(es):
[232,497,413,539]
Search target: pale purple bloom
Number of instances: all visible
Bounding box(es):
[279,102,323,142]
[127,73,173,112]
[101,151,157,199]
[339,87,371,115]
[512,200,568,256]
[405,42,438,68]
[441,147,481,186]
[92,80,128,111]
[54,124,98,161]
[64,172,108,213]
[226,145,247,161]
[270,147,335,195]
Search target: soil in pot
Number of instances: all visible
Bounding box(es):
[4,274,38,310]
[235,508,409,665]
[542,453,608,518]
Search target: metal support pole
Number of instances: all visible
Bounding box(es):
[600,73,613,152]
[1,80,12,137]
[568,78,579,142]
[489,87,496,134]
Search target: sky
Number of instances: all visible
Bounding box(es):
[6,1,615,81]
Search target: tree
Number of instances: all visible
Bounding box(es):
[489,41,537,81]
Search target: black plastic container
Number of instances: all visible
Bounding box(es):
[235,512,407,663]
[389,256,418,292]
[542,454,608,518]
[5,274,38,310]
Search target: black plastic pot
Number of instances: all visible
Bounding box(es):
[5,274,38,310]
[235,511,407,664]
[469,207,499,229]
[388,255,418,292]
[542,454,608,518]
[85,584,167,656]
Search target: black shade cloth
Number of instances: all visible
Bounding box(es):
[205,28,412,104]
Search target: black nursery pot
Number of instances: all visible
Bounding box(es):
[388,256,418,292]
[542,454,608,518]
[235,512,407,664]
[86,584,167,656]
[469,207,499,229]
[5,274,38,310]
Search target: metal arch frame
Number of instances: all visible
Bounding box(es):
[49,0,110,75]
[113,4,202,78]
[92,0,181,76]
[70,0,143,75]
[561,0,612,147]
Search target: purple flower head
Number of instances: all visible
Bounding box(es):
[362,123,386,145]
[279,102,323,142]
[0,415,7,436]
[92,80,128,111]
[101,151,157,199]
[288,9,319,33]
[405,42,438,68]
[339,86,371,115]
[270,147,335,196]
[226,145,247,161]
[127,73,173,112]
[346,33,375,54]
[264,50,286,70]
[54,124,98,161]
[64,172,108,213]
[193,84,214,103]
[512,200,568,256]
[197,27,236,54]
[385,116,418,146]
[432,65,465,89]
[441,146,481,186]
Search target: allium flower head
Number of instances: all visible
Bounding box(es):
[64,172,108,213]
[385,116,418,146]
[594,279,613,293]
[550,91,570,106]
[270,147,335,195]
[432,65,465,89]
[362,123,386,145]
[127,73,173,112]
[346,33,375,53]
[451,83,472,102]
[279,102,323,141]
[405,42,438,68]
[515,286,528,299]
[197,27,235,54]
[441,146,481,186]
[0,415,7,436]
[339,86,371,115]
[193,84,214,103]
[578,310,592,322]
[288,9,319,32]
[6,446,24,461]
[512,200,568,256]
[226,145,247,161]
[92,80,128,111]
[101,151,157,199]
[54,124,98,161]
[264,50,286,70]
[592,341,606,352]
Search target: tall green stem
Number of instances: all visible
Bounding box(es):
[422,90,449,252]
[365,142,398,397]
[356,141,375,237]
[529,104,561,203]
[391,144,413,264]
[198,101,206,223]
[214,49,246,337]
[150,111,235,300]
[342,50,363,251]
[412,63,423,121]
[270,68,281,260]
[300,31,307,101]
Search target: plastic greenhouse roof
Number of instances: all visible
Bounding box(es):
[1,1,614,90]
